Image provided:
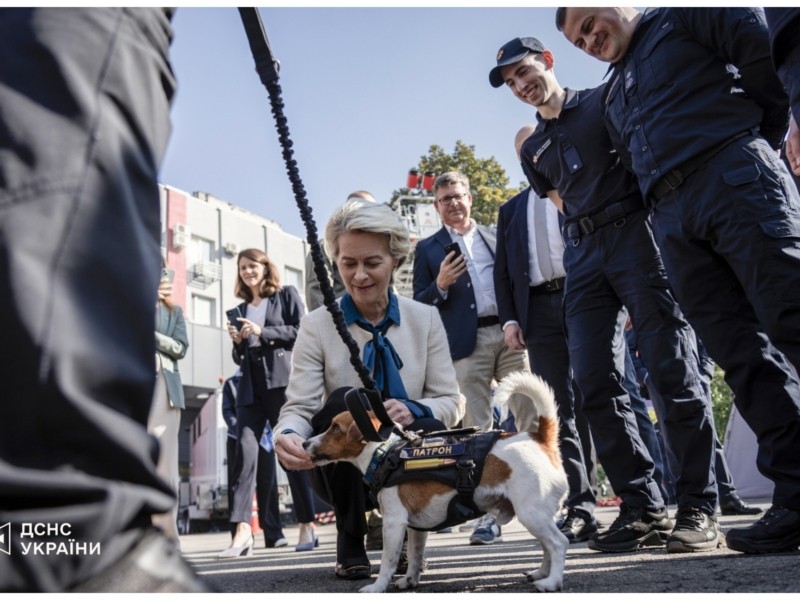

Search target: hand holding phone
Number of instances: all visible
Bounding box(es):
[226,307,244,331]
[161,267,175,283]
[444,242,462,259]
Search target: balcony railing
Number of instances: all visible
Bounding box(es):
[188,261,222,289]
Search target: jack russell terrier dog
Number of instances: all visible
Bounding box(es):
[303,370,569,593]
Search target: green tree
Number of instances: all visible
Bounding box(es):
[390,141,524,226]
[711,364,734,441]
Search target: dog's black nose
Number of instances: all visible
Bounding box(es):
[301,440,310,450]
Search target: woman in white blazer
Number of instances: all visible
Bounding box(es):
[275,200,464,581]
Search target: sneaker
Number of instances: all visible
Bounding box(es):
[588,504,672,553]
[469,515,503,545]
[666,505,720,553]
[726,506,800,554]
[559,510,599,544]
[720,494,763,516]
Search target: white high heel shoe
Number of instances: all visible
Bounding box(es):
[217,535,254,559]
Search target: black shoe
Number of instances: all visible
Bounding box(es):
[265,536,288,548]
[588,504,673,553]
[335,562,372,580]
[559,510,599,544]
[720,494,763,516]
[726,506,800,554]
[666,505,720,553]
[71,529,210,592]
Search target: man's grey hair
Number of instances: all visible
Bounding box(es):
[433,171,470,196]
[325,200,411,268]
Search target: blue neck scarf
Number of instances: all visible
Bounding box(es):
[341,291,407,400]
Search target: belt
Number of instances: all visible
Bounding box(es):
[530,277,565,295]
[565,196,643,241]
[650,130,751,202]
[477,315,500,328]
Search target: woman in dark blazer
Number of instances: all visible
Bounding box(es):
[218,248,317,558]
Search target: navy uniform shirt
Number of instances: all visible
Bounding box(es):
[601,7,790,200]
[765,8,800,68]
[519,86,640,220]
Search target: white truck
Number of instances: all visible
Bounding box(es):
[182,386,293,533]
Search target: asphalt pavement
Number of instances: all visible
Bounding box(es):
[181,499,800,594]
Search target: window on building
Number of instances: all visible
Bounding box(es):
[189,236,215,264]
[193,294,216,327]
[285,266,303,294]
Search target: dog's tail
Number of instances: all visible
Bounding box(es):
[494,370,560,451]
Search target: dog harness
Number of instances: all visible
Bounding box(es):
[363,427,502,531]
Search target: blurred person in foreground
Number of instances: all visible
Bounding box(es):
[0,7,206,592]
[274,200,465,580]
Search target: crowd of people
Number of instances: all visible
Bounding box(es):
[2,5,800,592]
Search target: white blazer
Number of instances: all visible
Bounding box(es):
[276,295,465,439]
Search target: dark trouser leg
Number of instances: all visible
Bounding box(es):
[0,8,175,592]
[651,141,800,509]
[563,236,664,511]
[609,211,716,514]
[525,292,596,519]
[566,307,663,509]
[574,389,598,495]
[623,345,670,503]
[255,444,283,542]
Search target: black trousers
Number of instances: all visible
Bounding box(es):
[307,388,443,564]
[524,290,596,520]
[651,136,800,509]
[0,8,175,592]
[230,361,316,534]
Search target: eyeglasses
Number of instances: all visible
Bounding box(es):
[436,192,468,205]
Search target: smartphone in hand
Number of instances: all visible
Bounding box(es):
[161,267,175,283]
[226,307,244,331]
[444,242,462,258]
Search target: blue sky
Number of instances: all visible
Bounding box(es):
[161,7,610,240]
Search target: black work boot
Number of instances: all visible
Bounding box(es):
[726,506,800,554]
[666,505,720,553]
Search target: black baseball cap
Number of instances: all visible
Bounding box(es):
[488,37,545,88]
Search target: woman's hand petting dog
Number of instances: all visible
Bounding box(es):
[275,432,315,470]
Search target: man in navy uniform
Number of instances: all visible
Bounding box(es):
[490,37,718,553]
[558,6,800,554]
[494,149,598,544]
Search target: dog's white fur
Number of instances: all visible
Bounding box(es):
[303,371,569,592]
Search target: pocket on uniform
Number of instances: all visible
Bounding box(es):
[760,218,800,240]
[722,164,760,187]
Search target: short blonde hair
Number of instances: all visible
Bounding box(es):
[324,200,411,269]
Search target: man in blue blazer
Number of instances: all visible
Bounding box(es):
[413,171,528,546]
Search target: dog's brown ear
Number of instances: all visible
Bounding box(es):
[346,420,365,445]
